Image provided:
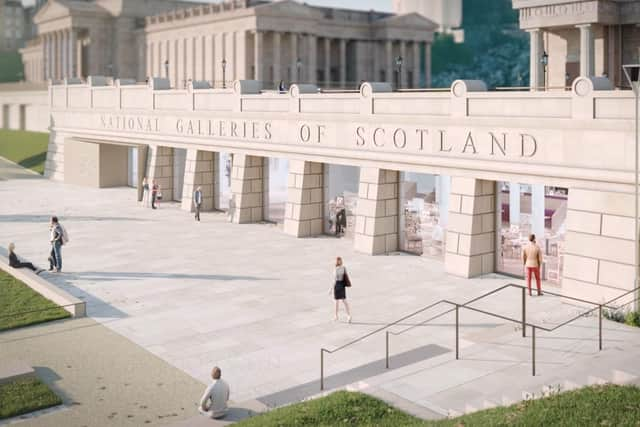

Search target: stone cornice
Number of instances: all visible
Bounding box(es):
[514,0,622,29]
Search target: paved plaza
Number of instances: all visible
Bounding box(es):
[2,157,640,423]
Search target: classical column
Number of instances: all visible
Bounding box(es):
[339,38,347,88]
[51,32,58,80]
[354,168,399,255]
[230,154,264,224]
[308,34,317,84]
[577,24,594,77]
[324,37,331,87]
[61,30,69,78]
[254,30,263,82]
[69,29,76,78]
[425,41,432,88]
[528,29,544,90]
[445,177,496,278]
[290,32,298,82]
[77,34,83,78]
[284,160,324,237]
[399,40,407,88]
[372,40,379,81]
[412,41,421,88]
[147,41,153,78]
[385,40,393,84]
[273,32,282,85]
[43,34,50,80]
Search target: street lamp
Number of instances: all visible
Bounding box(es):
[164,60,169,79]
[540,51,549,90]
[222,58,227,88]
[623,64,640,308]
[395,55,403,89]
[296,58,302,83]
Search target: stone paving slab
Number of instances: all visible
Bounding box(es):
[0,318,204,427]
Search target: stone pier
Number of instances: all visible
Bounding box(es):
[181,149,215,212]
[230,154,264,224]
[283,160,324,237]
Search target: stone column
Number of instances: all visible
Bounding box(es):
[290,32,298,82]
[385,40,393,84]
[61,30,69,78]
[283,160,324,237]
[146,146,174,202]
[354,168,399,255]
[147,41,153,79]
[412,41,421,88]
[445,177,496,278]
[425,42,432,88]
[563,188,636,305]
[308,34,317,84]
[69,29,76,78]
[273,32,282,85]
[254,30,263,82]
[77,34,83,78]
[372,40,380,81]
[399,40,406,88]
[528,29,544,90]
[577,24,594,77]
[43,34,50,80]
[181,149,215,212]
[52,32,58,80]
[230,154,264,224]
[324,37,331,87]
[339,38,347,88]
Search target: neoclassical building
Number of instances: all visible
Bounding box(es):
[20,0,198,83]
[513,0,640,89]
[20,0,437,89]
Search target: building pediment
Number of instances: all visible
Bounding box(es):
[34,0,109,24]
[375,12,438,31]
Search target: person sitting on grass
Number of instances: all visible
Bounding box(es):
[199,366,230,419]
[8,242,42,274]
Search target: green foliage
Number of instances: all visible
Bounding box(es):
[432,0,528,88]
[431,33,473,75]
[0,52,25,83]
[237,386,640,427]
[624,310,640,327]
[0,270,70,332]
[0,129,49,174]
[604,307,640,327]
[0,378,62,420]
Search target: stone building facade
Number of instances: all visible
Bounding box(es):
[513,0,640,89]
[20,0,437,89]
[0,0,33,52]
[20,0,198,83]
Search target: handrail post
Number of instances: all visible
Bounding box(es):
[599,304,603,351]
[320,349,324,391]
[532,326,536,376]
[522,287,526,338]
[455,304,460,360]
[385,331,390,369]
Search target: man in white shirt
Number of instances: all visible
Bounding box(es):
[199,366,230,419]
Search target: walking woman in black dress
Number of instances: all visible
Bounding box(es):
[332,256,352,323]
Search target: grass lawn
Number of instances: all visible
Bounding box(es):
[0,129,49,174]
[0,377,62,420]
[0,270,70,332]
[237,386,640,427]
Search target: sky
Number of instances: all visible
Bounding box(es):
[21,0,394,12]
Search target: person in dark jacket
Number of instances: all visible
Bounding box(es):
[48,216,63,272]
[8,243,41,274]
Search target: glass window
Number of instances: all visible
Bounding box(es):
[324,165,359,238]
[217,152,232,211]
[399,173,450,258]
[264,158,289,225]
[497,182,567,285]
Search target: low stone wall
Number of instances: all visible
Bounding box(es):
[0,256,86,318]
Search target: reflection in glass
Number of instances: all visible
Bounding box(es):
[399,173,450,258]
[173,148,187,201]
[497,182,567,285]
[264,158,289,224]
[217,152,232,211]
[127,147,138,188]
[324,165,360,238]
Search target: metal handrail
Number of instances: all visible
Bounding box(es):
[320,283,640,389]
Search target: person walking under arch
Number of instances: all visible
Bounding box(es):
[332,256,352,322]
[193,186,203,221]
[522,234,543,296]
